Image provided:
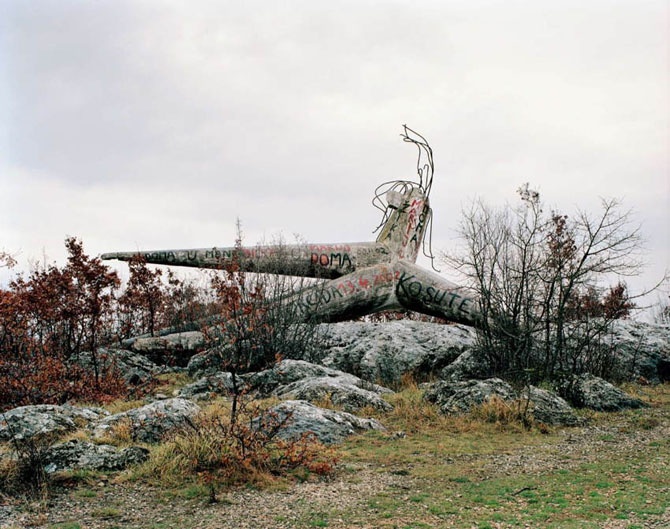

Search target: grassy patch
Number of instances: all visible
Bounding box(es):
[154,372,194,395]
[73,487,97,498]
[92,416,135,446]
[91,506,122,519]
[26,382,669,528]
[102,398,147,415]
[335,383,670,528]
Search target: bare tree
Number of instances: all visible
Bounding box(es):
[204,224,324,424]
[446,185,643,383]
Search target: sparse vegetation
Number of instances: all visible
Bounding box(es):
[446,185,646,387]
[1,227,668,527]
[0,426,51,498]
[1,380,667,527]
[131,398,338,501]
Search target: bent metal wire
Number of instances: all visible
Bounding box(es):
[372,125,437,270]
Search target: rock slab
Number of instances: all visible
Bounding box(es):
[424,378,581,426]
[317,321,475,384]
[92,398,200,443]
[1,404,107,443]
[560,373,648,411]
[262,400,386,444]
[43,440,149,473]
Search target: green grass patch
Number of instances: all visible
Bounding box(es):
[91,506,122,519]
[32,383,670,529]
[73,487,97,498]
[334,383,670,529]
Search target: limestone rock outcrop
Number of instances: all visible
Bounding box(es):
[423,378,581,426]
[91,398,200,443]
[1,404,107,443]
[43,440,149,473]
[559,373,648,411]
[261,400,386,445]
[249,359,393,412]
[316,321,475,385]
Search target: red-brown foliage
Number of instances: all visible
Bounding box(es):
[565,282,634,321]
[118,254,165,338]
[0,238,126,410]
[0,348,127,411]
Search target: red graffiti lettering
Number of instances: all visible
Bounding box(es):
[309,244,351,252]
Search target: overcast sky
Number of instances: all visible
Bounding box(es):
[1,1,668,312]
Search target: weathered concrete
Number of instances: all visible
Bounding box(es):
[102,128,481,326]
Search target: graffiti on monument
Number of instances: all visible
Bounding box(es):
[102,126,480,326]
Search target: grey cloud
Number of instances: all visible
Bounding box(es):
[1,1,667,305]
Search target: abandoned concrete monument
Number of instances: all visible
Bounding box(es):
[102,127,480,325]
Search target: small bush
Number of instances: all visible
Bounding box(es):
[136,400,337,496]
[0,436,50,497]
[0,349,127,411]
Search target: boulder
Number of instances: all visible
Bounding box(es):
[261,400,386,445]
[316,321,475,385]
[74,348,163,386]
[248,359,392,394]
[423,379,581,426]
[187,344,233,378]
[439,349,490,381]
[92,398,200,443]
[1,410,74,444]
[131,331,206,367]
[274,376,393,413]
[605,320,670,382]
[246,359,351,392]
[247,359,393,412]
[177,372,237,400]
[559,373,648,411]
[526,386,581,426]
[1,404,107,443]
[43,440,149,473]
[423,378,517,415]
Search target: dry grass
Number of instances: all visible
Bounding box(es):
[154,372,194,396]
[468,395,536,431]
[131,397,338,495]
[3,382,668,529]
[89,417,134,446]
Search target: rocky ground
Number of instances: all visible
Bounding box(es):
[3,396,669,529]
[2,320,668,528]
